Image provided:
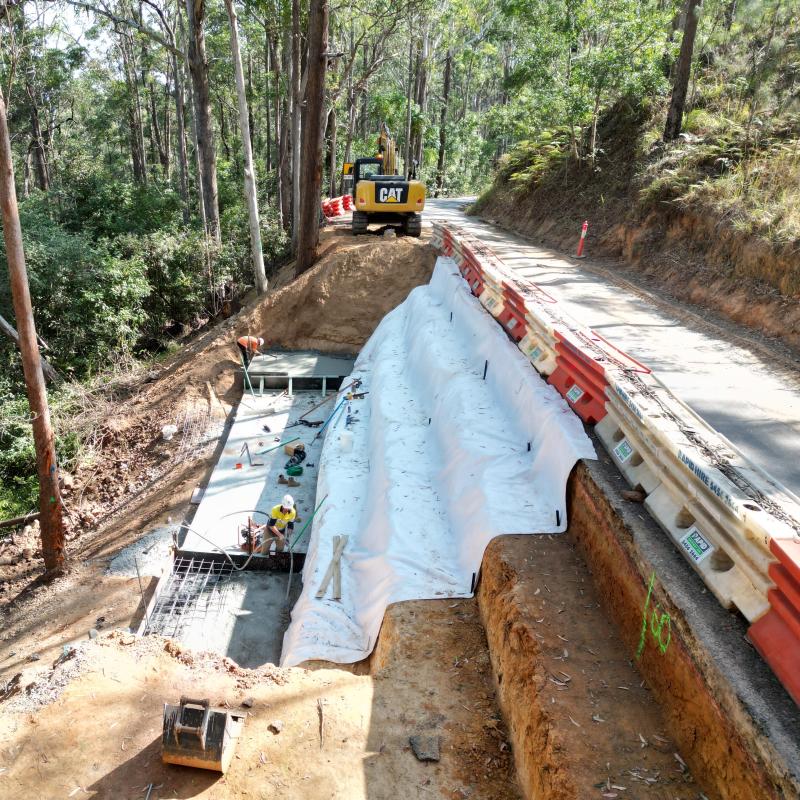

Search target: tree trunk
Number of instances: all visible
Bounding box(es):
[149,83,169,178]
[216,91,231,161]
[359,47,368,138]
[0,86,66,573]
[224,0,267,294]
[118,32,147,184]
[279,29,292,227]
[185,44,207,229]
[246,50,255,147]
[403,30,413,177]
[185,0,220,241]
[412,29,429,169]
[327,107,337,197]
[296,0,328,275]
[171,50,190,222]
[269,32,287,227]
[723,0,737,30]
[25,82,49,191]
[664,0,702,141]
[344,92,356,165]
[434,49,452,196]
[291,0,302,250]
[264,28,273,174]
[163,80,172,181]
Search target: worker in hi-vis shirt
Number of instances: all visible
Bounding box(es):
[257,495,297,554]
[236,335,264,367]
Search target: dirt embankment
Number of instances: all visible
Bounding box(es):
[473,126,800,351]
[478,535,699,800]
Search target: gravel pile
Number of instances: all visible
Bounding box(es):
[106,525,175,577]
[5,644,89,713]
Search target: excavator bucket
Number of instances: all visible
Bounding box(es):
[162,696,245,773]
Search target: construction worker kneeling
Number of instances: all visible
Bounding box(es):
[256,494,296,554]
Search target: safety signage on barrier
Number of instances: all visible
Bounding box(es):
[679,527,714,564]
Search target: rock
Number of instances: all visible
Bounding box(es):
[268,720,284,734]
[383,229,397,239]
[26,653,40,662]
[88,628,99,640]
[242,697,254,709]
[409,734,440,762]
[161,424,178,441]
[21,548,34,560]
[60,473,75,491]
[621,489,646,503]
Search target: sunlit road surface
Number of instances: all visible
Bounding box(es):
[426,197,800,497]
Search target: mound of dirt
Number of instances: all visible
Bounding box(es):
[238,235,437,353]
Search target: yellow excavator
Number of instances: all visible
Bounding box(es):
[350,123,426,237]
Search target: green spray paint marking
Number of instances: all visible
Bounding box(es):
[637,571,672,660]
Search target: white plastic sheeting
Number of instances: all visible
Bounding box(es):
[280,257,595,666]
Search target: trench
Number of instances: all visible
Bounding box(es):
[476,450,800,800]
[136,350,356,667]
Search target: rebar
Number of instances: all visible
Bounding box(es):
[144,556,234,639]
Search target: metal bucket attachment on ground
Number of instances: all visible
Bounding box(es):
[162,696,245,773]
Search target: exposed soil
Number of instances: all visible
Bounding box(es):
[564,456,800,800]
[0,600,518,800]
[478,534,699,800]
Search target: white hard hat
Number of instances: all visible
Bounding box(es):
[282,494,294,509]
[258,337,264,346]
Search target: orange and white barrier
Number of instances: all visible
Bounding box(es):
[429,218,800,706]
[322,196,348,218]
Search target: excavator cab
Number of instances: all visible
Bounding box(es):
[353,158,383,185]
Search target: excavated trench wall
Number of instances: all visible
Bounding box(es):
[478,448,800,800]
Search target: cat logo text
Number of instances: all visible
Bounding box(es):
[378,187,402,203]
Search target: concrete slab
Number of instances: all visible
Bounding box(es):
[178,571,301,667]
[181,388,347,560]
[247,350,355,379]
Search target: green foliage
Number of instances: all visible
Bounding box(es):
[0,382,81,518]
[0,200,150,375]
[52,169,184,239]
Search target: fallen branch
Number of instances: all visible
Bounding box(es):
[0,511,39,531]
[0,312,60,383]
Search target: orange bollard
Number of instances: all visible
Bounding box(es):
[576,220,589,258]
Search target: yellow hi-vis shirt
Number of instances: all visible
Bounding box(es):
[268,504,296,532]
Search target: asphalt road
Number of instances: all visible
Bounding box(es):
[425,197,800,497]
